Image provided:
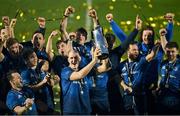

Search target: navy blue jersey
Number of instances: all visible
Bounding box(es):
[21,41,33,49]
[108,28,139,82]
[1,53,26,73]
[89,63,109,100]
[39,72,54,109]
[52,55,69,75]
[61,67,91,115]
[156,58,180,114]
[6,87,37,115]
[36,48,48,61]
[73,40,94,63]
[89,71,110,113]
[21,68,54,112]
[160,58,180,93]
[118,57,149,94]
[110,20,127,42]
[0,50,26,114]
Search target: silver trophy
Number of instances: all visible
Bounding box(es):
[93,26,109,60]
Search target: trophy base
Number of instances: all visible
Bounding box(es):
[98,53,109,60]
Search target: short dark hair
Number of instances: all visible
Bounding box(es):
[76,27,87,40]
[165,42,179,50]
[33,30,44,37]
[139,26,155,48]
[56,39,67,48]
[36,60,46,74]
[128,41,138,50]
[6,38,19,49]
[105,33,116,45]
[22,48,35,61]
[7,70,17,81]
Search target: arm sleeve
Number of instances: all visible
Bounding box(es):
[113,28,139,57]
[61,67,74,96]
[110,20,127,42]
[6,92,19,111]
[133,57,148,90]
[36,27,46,37]
[21,71,31,86]
[61,67,73,81]
[165,22,173,42]
[121,28,139,51]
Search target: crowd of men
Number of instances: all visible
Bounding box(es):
[0,6,179,115]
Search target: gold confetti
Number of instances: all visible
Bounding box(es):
[149,17,153,21]
[76,15,81,20]
[22,35,26,39]
[148,4,153,8]
[151,23,156,27]
[20,12,24,17]
[133,4,138,9]
[126,21,131,25]
[109,5,114,10]
[104,28,108,33]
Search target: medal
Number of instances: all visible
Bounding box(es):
[165,84,169,88]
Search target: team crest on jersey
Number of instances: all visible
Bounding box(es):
[174,67,178,71]
[18,94,22,99]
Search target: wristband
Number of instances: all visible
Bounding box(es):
[63,14,68,17]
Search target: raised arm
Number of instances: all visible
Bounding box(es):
[69,48,100,81]
[145,42,161,62]
[36,17,46,36]
[0,36,5,62]
[46,30,59,61]
[29,76,48,91]
[1,16,11,46]
[95,58,112,74]
[106,13,127,42]
[159,28,168,53]
[164,13,174,41]
[60,6,75,41]
[88,9,100,29]
[121,15,142,51]
[9,18,17,38]
[13,98,34,115]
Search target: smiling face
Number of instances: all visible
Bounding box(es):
[76,28,87,45]
[166,47,178,62]
[10,72,23,89]
[8,42,20,57]
[27,52,38,68]
[128,44,139,61]
[68,50,81,70]
[165,42,179,62]
[6,39,21,58]
[142,29,153,44]
[76,33,86,45]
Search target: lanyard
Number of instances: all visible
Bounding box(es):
[164,60,176,88]
[79,79,86,94]
[125,61,136,87]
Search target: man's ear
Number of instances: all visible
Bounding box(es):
[9,80,14,86]
[7,47,10,52]
[32,33,38,44]
[19,44,23,52]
